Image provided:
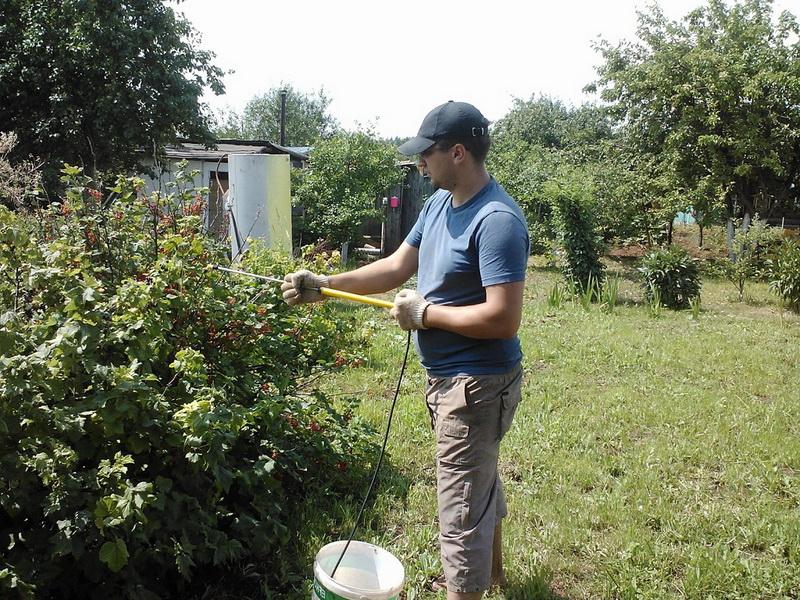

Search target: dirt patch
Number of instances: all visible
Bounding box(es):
[605,224,731,261]
[607,244,649,258]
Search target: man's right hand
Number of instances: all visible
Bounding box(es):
[281,270,331,306]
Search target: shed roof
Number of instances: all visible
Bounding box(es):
[165,139,309,163]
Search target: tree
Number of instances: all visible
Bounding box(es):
[489,95,617,248]
[487,139,560,253]
[492,96,573,149]
[214,84,338,145]
[492,95,614,154]
[590,0,800,241]
[294,130,402,247]
[0,0,224,188]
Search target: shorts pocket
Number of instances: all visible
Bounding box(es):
[440,415,469,439]
[436,380,473,465]
[437,413,472,464]
[498,387,521,440]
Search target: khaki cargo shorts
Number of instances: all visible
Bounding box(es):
[424,364,523,594]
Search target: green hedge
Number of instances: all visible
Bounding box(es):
[545,174,605,293]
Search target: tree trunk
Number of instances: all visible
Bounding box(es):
[698,223,704,248]
[740,179,756,223]
[667,219,674,246]
[727,218,735,259]
[726,191,737,260]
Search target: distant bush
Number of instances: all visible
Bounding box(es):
[726,218,785,301]
[488,138,559,250]
[638,246,701,309]
[545,171,605,293]
[699,256,731,279]
[0,166,375,598]
[768,239,800,312]
[0,132,42,210]
[528,220,553,256]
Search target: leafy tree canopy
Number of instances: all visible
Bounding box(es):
[489,96,615,246]
[0,0,224,189]
[294,129,401,246]
[589,0,800,222]
[492,95,614,153]
[214,84,339,146]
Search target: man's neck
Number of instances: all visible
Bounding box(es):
[450,168,491,207]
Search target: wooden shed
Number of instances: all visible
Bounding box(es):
[381,162,435,255]
[139,139,308,239]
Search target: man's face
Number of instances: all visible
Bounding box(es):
[417,142,454,190]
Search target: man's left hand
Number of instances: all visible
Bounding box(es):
[390,289,431,331]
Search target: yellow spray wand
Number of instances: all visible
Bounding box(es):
[212,265,394,310]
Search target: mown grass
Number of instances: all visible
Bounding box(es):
[290,259,800,600]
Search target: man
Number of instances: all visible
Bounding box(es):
[282,101,529,599]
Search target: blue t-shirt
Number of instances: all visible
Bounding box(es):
[405,178,529,377]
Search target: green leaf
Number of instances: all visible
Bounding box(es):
[99,538,128,572]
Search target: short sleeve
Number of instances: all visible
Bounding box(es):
[475,211,529,286]
[404,209,424,248]
[404,191,442,248]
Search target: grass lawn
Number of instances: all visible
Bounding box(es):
[293,257,800,599]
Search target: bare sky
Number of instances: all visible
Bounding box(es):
[176,0,797,139]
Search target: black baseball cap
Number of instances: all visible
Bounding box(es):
[398,101,490,156]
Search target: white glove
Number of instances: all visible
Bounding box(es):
[390,289,431,330]
[281,270,331,306]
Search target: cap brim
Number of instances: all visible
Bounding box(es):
[397,136,436,156]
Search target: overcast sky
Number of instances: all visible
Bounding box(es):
[176,0,797,139]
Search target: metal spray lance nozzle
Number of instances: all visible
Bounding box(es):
[212,265,394,310]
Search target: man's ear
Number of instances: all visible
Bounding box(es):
[452,143,467,162]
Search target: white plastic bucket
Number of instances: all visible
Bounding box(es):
[312,540,404,600]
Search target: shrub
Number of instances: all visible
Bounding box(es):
[726,218,785,301]
[768,239,800,312]
[545,172,605,293]
[0,167,376,598]
[487,137,559,248]
[528,220,554,256]
[638,246,701,309]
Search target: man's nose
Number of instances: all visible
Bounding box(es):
[417,157,427,175]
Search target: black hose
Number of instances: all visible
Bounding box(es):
[330,329,412,579]
[229,208,245,263]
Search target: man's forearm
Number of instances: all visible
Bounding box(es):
[328,257,410,295]
[422,281,525,339]
[423,302,521,339]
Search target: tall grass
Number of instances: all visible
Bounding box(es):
[648,282,663,318]
[547,281,567,310]
[601,276,620,313]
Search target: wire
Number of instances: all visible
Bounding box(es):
[229,209,245,263]
[330,329,412,580]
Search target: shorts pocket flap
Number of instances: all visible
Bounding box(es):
[440,416,469,438]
